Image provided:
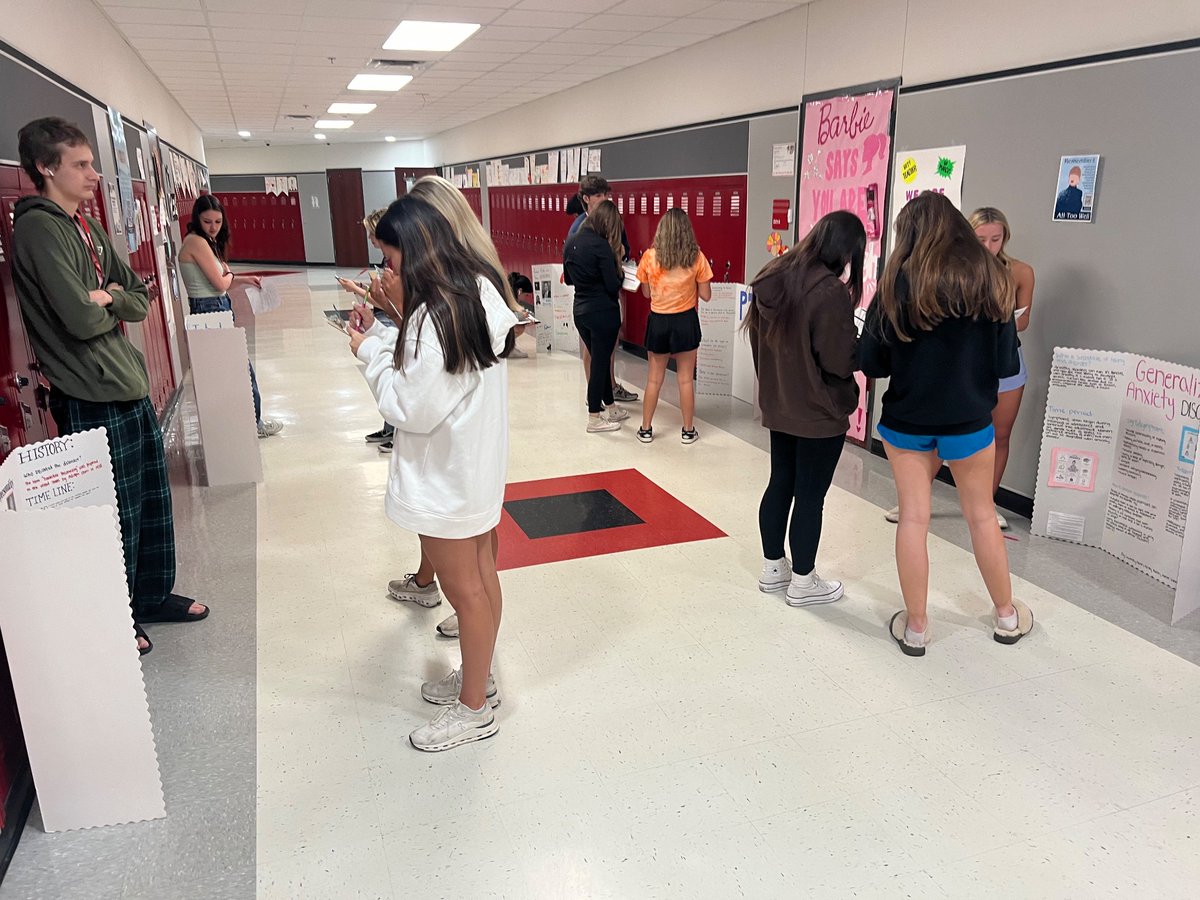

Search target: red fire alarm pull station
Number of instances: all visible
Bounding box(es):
[772,198,791,231]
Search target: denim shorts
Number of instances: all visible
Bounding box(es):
[878,423,995,461]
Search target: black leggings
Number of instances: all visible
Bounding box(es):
[574,309,621,413]
[759,431,846,575]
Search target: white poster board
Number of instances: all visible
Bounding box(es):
[534,264,577,356]
[0,429,165,831]
[1032,348,1199,618]
[890,145,967,235]
[185,314,263,486]
[696,283,741,397]
[1177,490,1200,622]
[731,284,757,408]
[530,264,558,354]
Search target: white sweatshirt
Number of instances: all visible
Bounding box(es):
[356,277,520,539]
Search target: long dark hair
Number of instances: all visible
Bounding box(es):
[375,195,509,374]
[188,193,231,261]
[879,191,1014,342]
[744,210,866,343]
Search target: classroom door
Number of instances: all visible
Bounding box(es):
[327,168,368,268]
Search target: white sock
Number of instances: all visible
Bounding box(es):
[997,608,1018,630]
[905,622,926,645]
[462,699,487,715]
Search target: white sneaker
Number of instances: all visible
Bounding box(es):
[758,557,792,593]
[409,702,498,752]
[421,667,500,708]
[884,505,900,523]
[996,509,1010,530]
[587,416,621,433]
[388,575,442,608]
[785,570,844,607]
[436,613,459,638]
[603,405,630,423]
[257,418,284,438]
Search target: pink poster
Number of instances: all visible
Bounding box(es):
[797,87,896,442]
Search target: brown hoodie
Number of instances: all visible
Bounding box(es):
[748,263,859,438]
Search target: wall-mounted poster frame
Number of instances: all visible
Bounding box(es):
[795,79,900,446]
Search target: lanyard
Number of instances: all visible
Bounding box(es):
[74,214,104,288]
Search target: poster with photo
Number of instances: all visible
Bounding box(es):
[797,84,897,442]
[1032,347,1199,619]
[1053,154,1100,222]
[106,106,139,252]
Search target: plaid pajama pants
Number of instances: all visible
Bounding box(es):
[49,391,177,615]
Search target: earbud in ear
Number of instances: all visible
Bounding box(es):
[46,170,56,177]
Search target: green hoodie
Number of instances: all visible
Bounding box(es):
[12,196,150,403]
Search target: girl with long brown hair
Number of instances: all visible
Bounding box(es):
[564,199,628,432]
[745,210,864,606]
[348,195,519,751]
[860,191,1032,657]
[634,208,712,443]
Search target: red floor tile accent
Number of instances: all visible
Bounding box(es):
[496,468,725,571]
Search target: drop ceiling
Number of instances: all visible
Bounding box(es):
[93,0,813,147]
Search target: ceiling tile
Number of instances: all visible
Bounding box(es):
[105,7,206,26]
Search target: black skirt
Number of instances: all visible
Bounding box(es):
[644,307,702,354]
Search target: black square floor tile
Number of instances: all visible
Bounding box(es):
[504,490,645,540]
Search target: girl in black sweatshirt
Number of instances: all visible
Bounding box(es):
[859,191,1032,657]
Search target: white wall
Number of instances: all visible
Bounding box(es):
[427,0,1200,165]
[205,140,431,175]
[0,0,204,160]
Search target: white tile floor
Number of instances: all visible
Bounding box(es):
[254,274,1200,898]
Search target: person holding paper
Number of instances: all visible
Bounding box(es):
[634,208,712,444]
[564,200,627,432]
[179,194,283,437]
[859,191,1032,657]
[12,117,210,654]
[744,211,864,607]
[567,176,638,404]
[347,195,518,752]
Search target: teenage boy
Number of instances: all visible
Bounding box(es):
[13,117,208,654]
[566,176,638,402]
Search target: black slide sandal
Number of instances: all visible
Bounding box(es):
[134,624,153,656]
[135,593,210,624]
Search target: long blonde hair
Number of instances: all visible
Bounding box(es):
[878,191,1015,342]
[408,175,522,314]
[968,206,1012,267]
[652,208,701,270]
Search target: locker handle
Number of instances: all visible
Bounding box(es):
[13,373,30,390]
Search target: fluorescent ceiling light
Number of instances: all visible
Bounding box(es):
[348,73,412,92]
[383,20,480,52]
[314,120,354,129]
[328,102,376,114]
[237,130,251,137]
[314,133,326,140]
[384,136,397,142]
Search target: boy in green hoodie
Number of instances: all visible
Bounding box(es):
[13,118,209,654]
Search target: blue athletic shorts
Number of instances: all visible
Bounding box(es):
[878,423,995,461]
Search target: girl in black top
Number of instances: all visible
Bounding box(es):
[860,191,1032,657]
[563,200,627,433]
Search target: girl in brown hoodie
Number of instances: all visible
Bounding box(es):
[744,211,865,607]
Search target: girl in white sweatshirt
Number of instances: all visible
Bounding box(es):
[349,195,519,752]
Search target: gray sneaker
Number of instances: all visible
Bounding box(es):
[436,614,459,637]
[612,383,639,402]
[257,418,284,438]
[388,575,442,608]
[409,702,498,752]
[421,667,500,708]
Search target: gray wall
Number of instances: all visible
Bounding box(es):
[746,112,800,283]
[882,47,1200,500]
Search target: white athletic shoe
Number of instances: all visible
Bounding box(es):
[603,405,630,423]
[421,667,500,708]
[996,509,1010,530]
[409,702,498,752]
[587,415,621,433]
[758,557,792,593]
[884,505,900,523]
[387,575,442,608]
[257,418,284,438]
[436,613,459,638]
[785,570,844,607]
